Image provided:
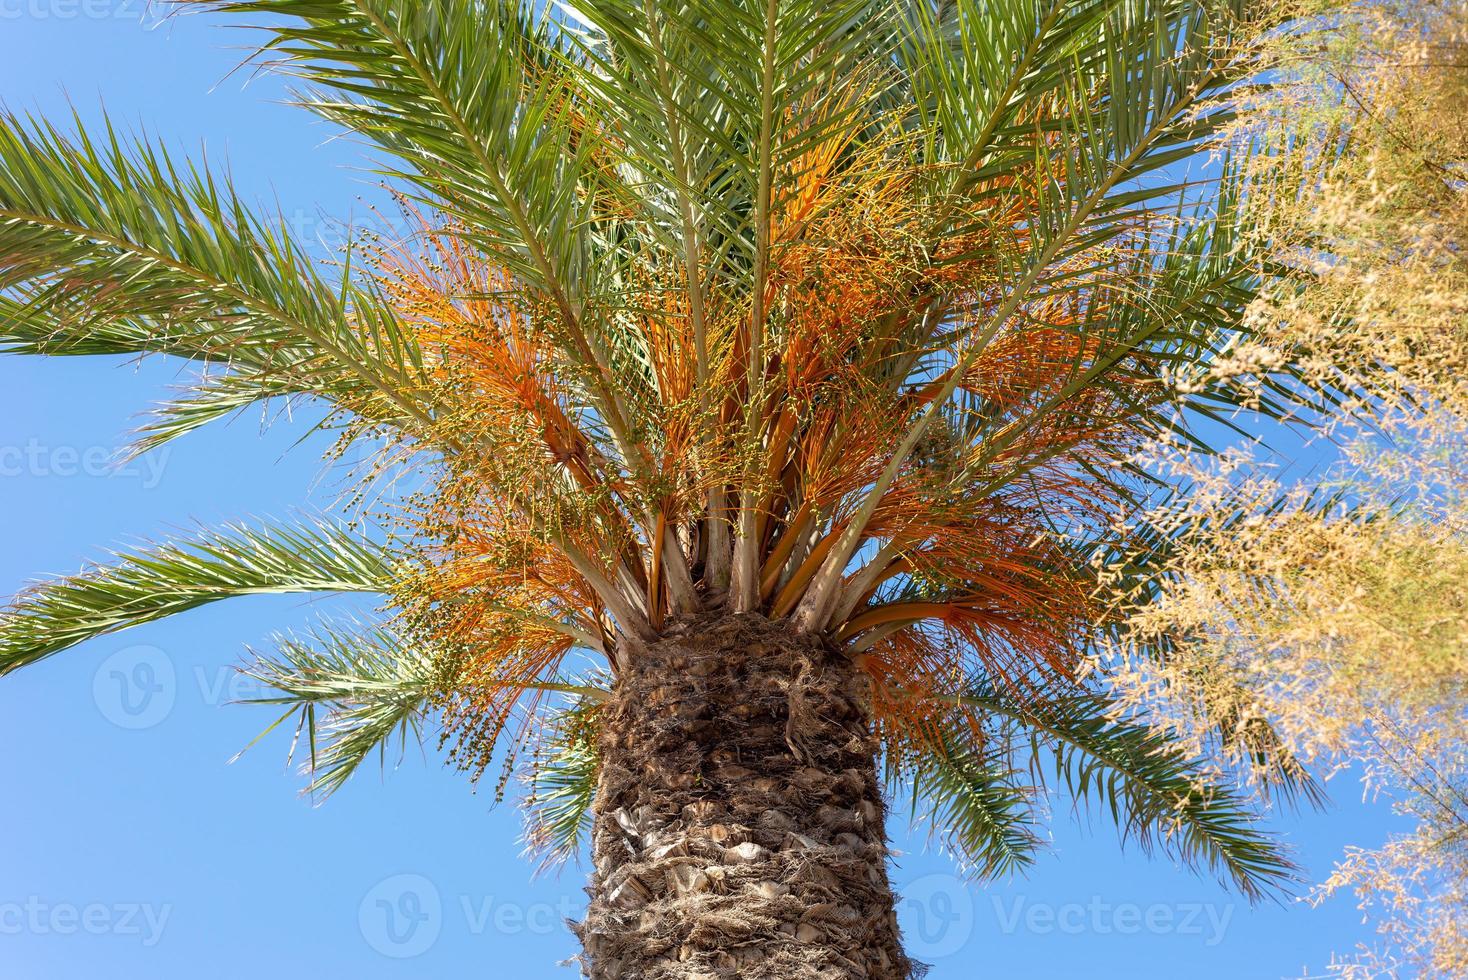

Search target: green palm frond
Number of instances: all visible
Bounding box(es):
[889,724,1042,880]
[128,363,352,457]
[523,696,603,868]
[955,191,1260,502]
[184,0,675,454]
[0,110,436,441]
[189,0,595,301]
[0,291,224,360]
[952,680,1299,901]
[898,0,1248,237]
[240,619,436,797]
[0,519,395,674]
[570,0,889,239]
[895,0,1112,176]
[794,0,1267,627]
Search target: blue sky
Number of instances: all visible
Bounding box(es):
[0,6,1405,978]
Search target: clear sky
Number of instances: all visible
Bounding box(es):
[0,6,1406,979]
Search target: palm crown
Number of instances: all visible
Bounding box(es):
[1,0,1314,936]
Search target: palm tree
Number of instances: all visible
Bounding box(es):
[0,1,1320,975]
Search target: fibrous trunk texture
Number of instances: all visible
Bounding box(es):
[576,613,914,979]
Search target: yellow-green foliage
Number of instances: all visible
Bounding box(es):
[1232,0,1468,416]
[1108,424,1468,976]
[1105,2,1468,972]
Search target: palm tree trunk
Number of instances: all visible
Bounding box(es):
[576,613,914,979]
